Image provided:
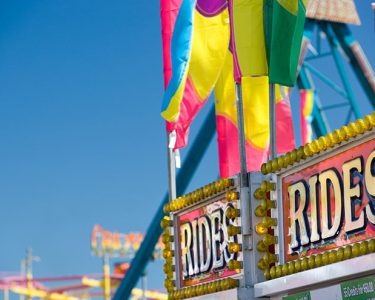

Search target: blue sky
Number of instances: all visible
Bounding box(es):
[0,0,374,297]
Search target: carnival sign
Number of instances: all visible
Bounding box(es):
[177,198,241,287]
[91,225,164,259]
[282,136,375,262]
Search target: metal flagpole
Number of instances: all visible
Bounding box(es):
[269,83,277,160]
[235,82,255,294]
[235,83,249,187]
[167,132,177,201]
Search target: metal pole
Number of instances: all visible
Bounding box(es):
[141,271,147,300]
[25,249,33,300]
[103,254,111,300]
[235,83,249,187]
[167,133,177,201]
[20,259,26,300]
[4,289,9,300]
[269,83,277,160]
[114,105,216,300]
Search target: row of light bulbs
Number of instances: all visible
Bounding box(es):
[163,178,235,213]
[253,181,278,273]
[262,113,375,175]
[162,180,241,299]
[265,239,375,280]
[167,278,239,300]
[161,216,176,294]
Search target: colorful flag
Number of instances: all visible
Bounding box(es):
[275,85,296,153]
[229,0,268,81]
[160,0,230,149]
[300,89,314,145]
[215,50,270,178]
[268,0,308,86]
[214,0,296,178]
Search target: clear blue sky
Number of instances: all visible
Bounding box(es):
[0,0,374,296]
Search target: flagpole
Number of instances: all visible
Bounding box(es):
[235,83,249,187]
[167,133,177,201]
[269,83,277,160]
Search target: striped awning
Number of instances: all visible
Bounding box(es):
[306,0,361,25]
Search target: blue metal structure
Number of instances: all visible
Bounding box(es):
[113,106,216,300]
[298,19,375,138]
[115,17,375,300]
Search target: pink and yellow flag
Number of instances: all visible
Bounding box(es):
[161,0,230,149]
[300,89,314,145]
[215,50,270,178]
[275,85,296,153]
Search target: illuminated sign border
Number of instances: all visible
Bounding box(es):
[269,128,375,280]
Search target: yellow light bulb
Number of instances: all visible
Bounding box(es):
[261,163,268,175]
[301,257,308,271]
[270,266,276,279]
[303,144,313,156]
[255,205,267,217]
[344,245,352,259]
[308,255,315,269]
[340,126,350,141]
[356,119,365,134]
[226,190,239,201]
[318,136,328,151]
[315,254,322,267]
[311,140,320,153]
[282,264,288,276]
[275,265,282,278]
[255,223,268,235]
[257,259,268,270]
[283,152,291,166]
[291,149,298,162]
[263,253,277,264]
[227,225,241,236]
[277,156,284,169]
[322,252,329,265]
[329,250,337,263]
[226,207,240,219]
[283,153,291,166]
[228,242,242,254]
[163,203,170,213]
[297,146,305,160]
[263,216,277,227]
[228,259,242,270]
[266,161,273,174]
[294,260,301,272]
[263,234,277,246]
[337,248,344,261]
[360,241,368,256]
[287,262,295,275]
[161,217,172,229]
[364,115,374,130]
[163,249,173,259]
[368,239,375,253]
[271,159,279,172]
[333,129,343,143]
[256,240,268,252]
[352,243,360,257]
[254,188,266,200]
[264,269,271,280]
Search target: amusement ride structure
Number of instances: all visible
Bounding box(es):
[1,1,374,300]
[114,0,375,299]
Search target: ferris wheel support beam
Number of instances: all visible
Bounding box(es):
[298,66,330,138]
[114,105,216,300]
[330,23,375,107]
[320,22,361,119]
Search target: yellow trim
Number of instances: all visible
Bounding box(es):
[163,178,235,213]
[265,239,375,280]
[167,278,239,299]
[261,112,375,175]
